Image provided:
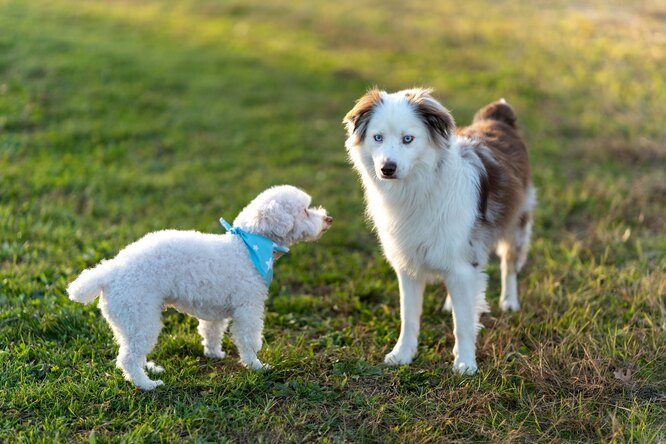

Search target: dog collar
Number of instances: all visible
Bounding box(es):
[219,217,289,286]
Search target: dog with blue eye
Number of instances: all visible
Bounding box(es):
[343,89,535,374]
[68,185,332,390]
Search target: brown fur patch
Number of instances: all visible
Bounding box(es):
[405,88,455,142]
[458,99,530,233]
[519,212,530,228]
[475,146,505,225]
[342,88,383,143]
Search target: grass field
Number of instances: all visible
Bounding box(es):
[1,0,665,441]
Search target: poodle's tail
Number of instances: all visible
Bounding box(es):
[67,261,112,305]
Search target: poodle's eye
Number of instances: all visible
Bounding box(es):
[402,135,414,144]
[373,134,383,143]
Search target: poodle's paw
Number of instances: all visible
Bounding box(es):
[500,298,520,312]
[452,358,478,375]
[442,294,453,313]
[145,361,164,373]
[243,359,271,371]
[136,379,164,391]
[204,348,227,359]
[384,346,416,366]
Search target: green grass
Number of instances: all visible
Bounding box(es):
[1,0,665,441]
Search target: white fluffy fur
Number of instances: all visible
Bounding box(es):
[345,90,532,374]
[68,185,331,390]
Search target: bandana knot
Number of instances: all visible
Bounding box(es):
[219,217,289,286]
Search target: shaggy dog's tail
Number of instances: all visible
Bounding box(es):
[472,98,517,129]
[67,261,111,305]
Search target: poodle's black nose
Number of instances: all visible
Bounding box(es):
[324,216,333,225]
[381,161,397,178]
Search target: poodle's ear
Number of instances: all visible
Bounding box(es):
[256,200,294,239]
[405,88,455,143]
[343,88,383,143]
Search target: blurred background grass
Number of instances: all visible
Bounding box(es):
[1,0,664,441]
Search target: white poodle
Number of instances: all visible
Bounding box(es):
[68,185,332,390]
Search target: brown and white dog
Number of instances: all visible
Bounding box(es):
[343,88,535,374]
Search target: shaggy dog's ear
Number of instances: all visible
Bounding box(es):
[343,88,383,143]
[256,200,294,239]
[405,88,455,143]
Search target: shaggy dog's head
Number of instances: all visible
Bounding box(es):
[234,185,332,246]
[343,88,454,181]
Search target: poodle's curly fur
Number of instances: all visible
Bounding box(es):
[68,185,331,390]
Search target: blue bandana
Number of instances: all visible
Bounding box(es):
[220,217,289,286]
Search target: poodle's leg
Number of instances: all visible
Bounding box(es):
[99,292,164,390]
[497,211,533,312]
[145,361,164,373]
[198,318,230,359]
[444,265,487,375]
[230,306,268,370]
[384,270,427,366]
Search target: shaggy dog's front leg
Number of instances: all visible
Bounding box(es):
[444,265,487,374]
[384,270,426,365]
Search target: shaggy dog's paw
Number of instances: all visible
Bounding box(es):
[204,349,227,359]
[500,299,520,312]
[452,359,478,375]
[137,379,164,391]
[384,349,415,366]
[145,361,164,373]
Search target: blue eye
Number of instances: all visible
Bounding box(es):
[402,135,414,144]
[373,134,383,142]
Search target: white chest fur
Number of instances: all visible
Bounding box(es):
[360,145,480,278]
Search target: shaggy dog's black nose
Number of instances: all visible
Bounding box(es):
[381,161,397,178]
